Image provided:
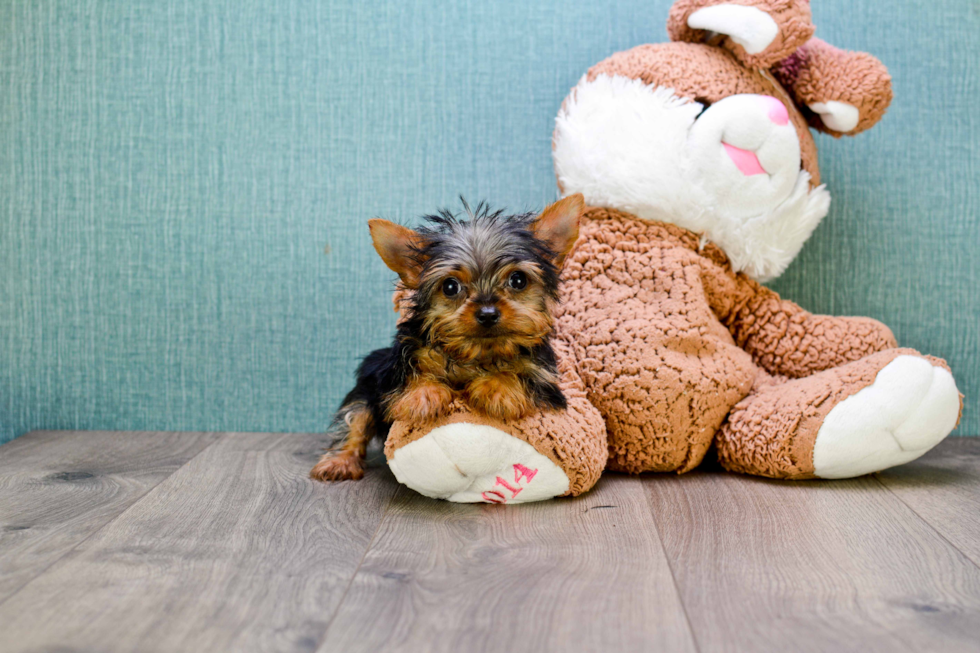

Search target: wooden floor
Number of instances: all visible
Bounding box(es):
[1,432,979,653]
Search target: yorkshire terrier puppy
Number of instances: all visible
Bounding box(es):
[310,194,584,482]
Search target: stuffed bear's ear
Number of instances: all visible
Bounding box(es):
[772,38,893,137]
[533,194,584,267]
[667,0,814,70]
[368,219,425,288]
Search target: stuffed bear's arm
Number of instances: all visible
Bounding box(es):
[700,253,897,378]
[771,38,892,137]
[667,0,814,69]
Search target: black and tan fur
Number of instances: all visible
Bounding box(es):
[310,194,583,481]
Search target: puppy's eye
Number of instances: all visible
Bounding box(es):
[442,278,461,297]
[508,271,527,290]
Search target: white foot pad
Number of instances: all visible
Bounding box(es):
[688,5,779,55]
[388,423,570,503]
[813,356,960,479]
[808,101,860,133]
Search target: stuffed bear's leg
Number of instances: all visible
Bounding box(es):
[383,339,608,503]
[716,348,961,480]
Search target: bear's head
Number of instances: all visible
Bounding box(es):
[553,0,892,281]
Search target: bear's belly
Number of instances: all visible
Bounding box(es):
[559,299,756,473]
[557,219,758,473]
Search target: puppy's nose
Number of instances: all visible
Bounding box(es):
[476,305,500,327]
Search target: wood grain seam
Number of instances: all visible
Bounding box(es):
[312,483,402,652]
[872,473,980,572]
[0,431,227,612]
[638,477,704,653]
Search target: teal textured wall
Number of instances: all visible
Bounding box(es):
[1,0,977,444]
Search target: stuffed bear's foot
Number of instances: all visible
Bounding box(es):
[387,420,571,503]
[811,355,960,478]
[717,349,962,480]
[384,392,607,503]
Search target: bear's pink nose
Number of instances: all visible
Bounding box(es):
[762,95,789,125]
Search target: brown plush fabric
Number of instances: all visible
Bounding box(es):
[771,37,893,136]
[717,350,956,478]
[555,208,757,473]
[717,349,903,478]
[384,334,608,497]
[584,41,821,186]
[668,0,815,70]
[702,272,899,378]
[553,208,953,479]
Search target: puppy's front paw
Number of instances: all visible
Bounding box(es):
[389,381,454,422]
[310,451,365,482]
[466,374,532,421]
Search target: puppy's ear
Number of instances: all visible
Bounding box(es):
[368,219,424,287]
[533,193,583,267]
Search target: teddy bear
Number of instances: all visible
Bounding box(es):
[379,0,963,504]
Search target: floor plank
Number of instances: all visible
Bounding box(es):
[2,432,978,652]
[643,466,980,653]
[0,432,399,653]
[318,475,698,653]
[0,429,219,603]
[877,438,980,568]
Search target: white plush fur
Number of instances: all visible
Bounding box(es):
[388,423,570,503]
[554,75,831,281]
[688,4,779,54]
[813,356,961,479]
